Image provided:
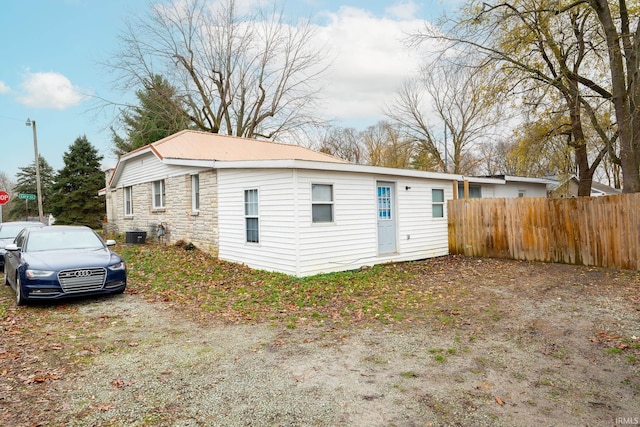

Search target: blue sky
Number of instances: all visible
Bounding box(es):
[0,0,459,183]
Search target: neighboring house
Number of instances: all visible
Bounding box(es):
[104,130,547,276]
[459,175,552,199]
[546,175,622,198]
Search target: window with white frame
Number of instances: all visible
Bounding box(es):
[432,189,444,218]
[191,174,200,211]
[311,184,333,223]
[153,179,166,209]
[124,186,133,216]
[244,189,259,243]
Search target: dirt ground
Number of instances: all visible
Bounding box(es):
[1,256,639,426]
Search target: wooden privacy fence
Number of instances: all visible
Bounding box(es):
[447,193,640,270]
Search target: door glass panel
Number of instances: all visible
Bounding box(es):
[377,186,391,220]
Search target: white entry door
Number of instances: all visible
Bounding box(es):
[377,182,397,254]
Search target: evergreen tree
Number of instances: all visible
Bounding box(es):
[8,156,55,221]
[50,136,105,228]
[111,74,190,156]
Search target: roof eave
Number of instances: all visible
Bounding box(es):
[212,159,465,181]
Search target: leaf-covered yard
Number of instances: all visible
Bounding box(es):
[120,243,474,327]
[1,243,639,426]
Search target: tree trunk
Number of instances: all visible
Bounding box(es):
[589,0,640,193]
[575,143,594,197]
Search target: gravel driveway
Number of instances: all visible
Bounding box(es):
[1,258,639,426]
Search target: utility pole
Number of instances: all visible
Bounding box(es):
[26,118,44,223]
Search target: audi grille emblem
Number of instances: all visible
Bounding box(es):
[74,270,92,277]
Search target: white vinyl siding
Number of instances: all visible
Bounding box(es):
[124,186,133,216]
[296,172,376,275]
[218,169,299,275]
[153,180,165,209]
[218,169,453,276]
[396,178,451,258]
[492,182,547,198]
[114,152,196,188]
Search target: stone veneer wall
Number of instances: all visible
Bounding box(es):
[104,170,219,255]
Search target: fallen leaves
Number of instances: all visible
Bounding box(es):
[19,371,62,384]
[112,377,136,389]
[92,403,116,412]
[33,372,60,383]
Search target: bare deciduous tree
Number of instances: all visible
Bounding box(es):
[109,0,327,140]
[317,127,365,164]
[387,61,504,175]
[361,121,414,168]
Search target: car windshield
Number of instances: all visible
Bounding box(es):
[0,223,39,239]
[27,229,105,252]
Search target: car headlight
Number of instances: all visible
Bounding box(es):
[26,269,55,279]
[108,262,126,271]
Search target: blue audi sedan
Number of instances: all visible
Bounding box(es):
[3,225,127,305]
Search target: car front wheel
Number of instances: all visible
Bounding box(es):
[15,275,25,306]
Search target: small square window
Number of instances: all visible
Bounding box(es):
[312,184,333,223]
[458,183,482,199]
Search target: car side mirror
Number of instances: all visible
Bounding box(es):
[5,243,19,251]
[105,239,117,247]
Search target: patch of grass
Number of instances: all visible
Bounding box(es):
[428,347,457,363]
[605,347,623,355]
[429,349,448,363]
[118,244,469,326]
[512,371,527,381]
[433,354,446,363]
[363,355,388,365]
[393,384,408,392]
[552,349,568,359]
[400,371,420,378]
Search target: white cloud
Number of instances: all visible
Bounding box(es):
[385,1,421,20]
[17,71,87,109]
[310,6,433,125]
[0,81,9,94]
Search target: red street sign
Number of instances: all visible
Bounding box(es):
[0,191,9,205]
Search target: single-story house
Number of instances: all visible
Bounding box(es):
[464,175,553,199]
[546,175,622,198]
[104,130,547,276]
